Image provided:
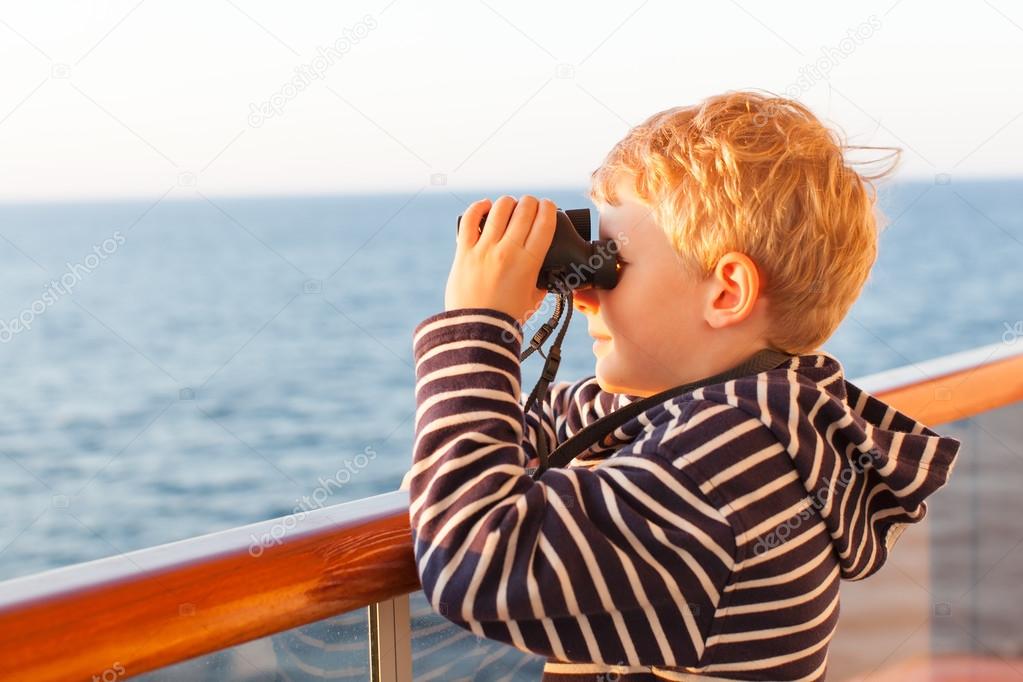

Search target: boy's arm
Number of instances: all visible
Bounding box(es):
[406,307,736,667]
[403,326,597,488]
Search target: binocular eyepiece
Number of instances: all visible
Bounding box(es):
[456,207,620,292]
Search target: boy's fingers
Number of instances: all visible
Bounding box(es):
[457,198,491,249]
[477,195,517,247]
[505,195,539,247]
[523,199,558,259]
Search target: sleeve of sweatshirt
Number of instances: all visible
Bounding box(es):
[401,318,582,491]
[407,307,736,667]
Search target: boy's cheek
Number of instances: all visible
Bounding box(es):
[597,288,625,325]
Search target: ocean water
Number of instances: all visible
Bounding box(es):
[0,179,1021,582]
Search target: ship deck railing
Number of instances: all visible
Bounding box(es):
[2,341,1022,681]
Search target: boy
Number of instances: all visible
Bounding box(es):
[402,91,961,681]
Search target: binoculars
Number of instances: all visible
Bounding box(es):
[456,207,620,291]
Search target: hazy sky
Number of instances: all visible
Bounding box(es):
[1,0,1021,200]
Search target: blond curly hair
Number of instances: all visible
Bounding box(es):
[589,90,898,355]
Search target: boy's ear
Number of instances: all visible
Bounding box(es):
[704,251,762,329]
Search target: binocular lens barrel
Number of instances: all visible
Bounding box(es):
[456,207,620,291]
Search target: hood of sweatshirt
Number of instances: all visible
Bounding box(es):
[691,351,961,580]
[573,350,962,581]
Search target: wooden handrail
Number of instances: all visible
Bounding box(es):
[0,491,418,681]
[855,341,1023,426]
[1,342,1021,681]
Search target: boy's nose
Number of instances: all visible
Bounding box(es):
[573,287,600,315]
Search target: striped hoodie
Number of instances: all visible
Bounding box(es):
[406,307,961,681]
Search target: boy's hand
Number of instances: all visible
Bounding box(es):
[444,195,557,323]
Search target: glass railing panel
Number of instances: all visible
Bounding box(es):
[134,607,370,681]
[929,401,1023,660]
[408,590,545,681]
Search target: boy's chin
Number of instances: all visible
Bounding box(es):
[594,359,633,395]
[595,359,661,398]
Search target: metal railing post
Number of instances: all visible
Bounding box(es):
[369,594,412,682]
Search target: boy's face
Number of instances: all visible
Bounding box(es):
[575,177,768,397]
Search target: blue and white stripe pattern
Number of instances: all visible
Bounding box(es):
[407,308,961,681]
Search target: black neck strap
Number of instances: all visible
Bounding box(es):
[527,347,794,480]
